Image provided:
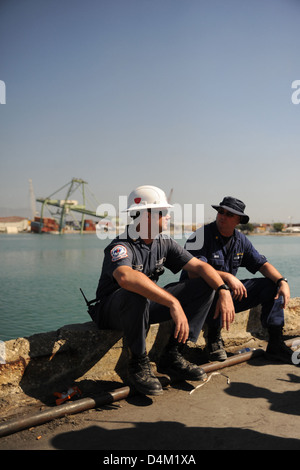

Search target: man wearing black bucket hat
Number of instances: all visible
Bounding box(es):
[182,196,293,364]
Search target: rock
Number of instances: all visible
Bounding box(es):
[0,299,299,412]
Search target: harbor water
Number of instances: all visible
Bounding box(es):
[1,232,300,341]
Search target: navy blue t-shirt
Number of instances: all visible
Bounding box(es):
[96,229,193,301]
[181,221,267,278]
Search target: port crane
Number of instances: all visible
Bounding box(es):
[33,178,108,234]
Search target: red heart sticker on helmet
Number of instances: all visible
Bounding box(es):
[134,198,141,204]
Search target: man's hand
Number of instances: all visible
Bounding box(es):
[224,274,247,301]
[259,262,291,309]
[169,300,189,344]
[276,280,290,308]
[213,289,235,331]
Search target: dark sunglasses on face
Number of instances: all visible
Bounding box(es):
[217,208,235,218]
[151,209,169,217]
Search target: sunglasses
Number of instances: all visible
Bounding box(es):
[217,208,236,218]
[150,209,169,217]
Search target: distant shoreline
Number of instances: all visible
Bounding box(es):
[248,232,300,237]
[1,228,300,237]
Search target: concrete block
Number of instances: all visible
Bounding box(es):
[0,298,299,411]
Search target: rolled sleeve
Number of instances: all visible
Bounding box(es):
[242,239,268,274]
[165,238,194,274]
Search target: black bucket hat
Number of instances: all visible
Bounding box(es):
[212,196,249,224]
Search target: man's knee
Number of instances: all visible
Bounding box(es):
[256,278,277,303]
[242,277,277,303]
[165,277,213,302]
[100,289,150,329]
[118,289,150,311]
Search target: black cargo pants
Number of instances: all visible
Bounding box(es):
[92,278,214,356]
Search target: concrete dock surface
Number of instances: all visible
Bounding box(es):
[0,352,299,452]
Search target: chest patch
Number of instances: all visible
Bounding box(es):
[110,245,128,262]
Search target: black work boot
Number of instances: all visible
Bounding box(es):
[266,325,294,364]
[206,327,227,362]
[128,352,163,396]
[158,337,207,381]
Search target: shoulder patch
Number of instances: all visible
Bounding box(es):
[110,245,128,262]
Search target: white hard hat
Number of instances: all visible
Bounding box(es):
[124,185,173,213]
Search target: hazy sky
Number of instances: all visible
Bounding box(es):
[1,0,300,224]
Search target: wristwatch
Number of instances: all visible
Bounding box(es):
[276,277,288,287]
[216,284,230,294]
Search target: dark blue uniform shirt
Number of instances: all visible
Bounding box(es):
[96,228,193,302]
[182,221,267,277]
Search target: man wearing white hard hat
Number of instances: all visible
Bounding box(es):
[93,185,234,396]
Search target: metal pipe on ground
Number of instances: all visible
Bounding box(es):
[0,387,132,439]
[0,338,298,438]
[201,346,264,374]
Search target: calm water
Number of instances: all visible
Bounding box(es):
[1,233,300,341]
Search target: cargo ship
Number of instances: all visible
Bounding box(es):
[30,217,98,233]
[30,217,60,233]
